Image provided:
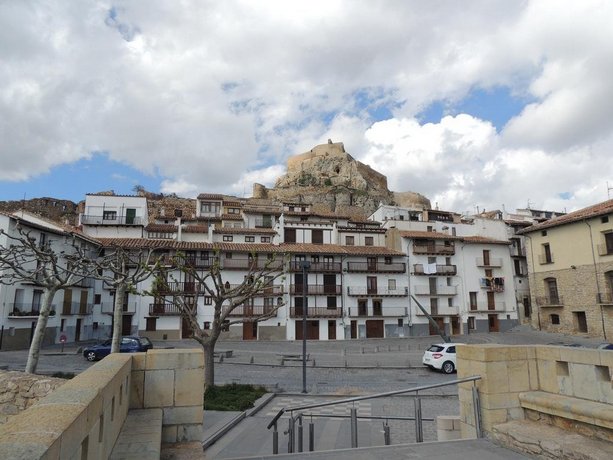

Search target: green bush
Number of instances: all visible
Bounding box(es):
[51,371,75,379]
[204,383,267,411]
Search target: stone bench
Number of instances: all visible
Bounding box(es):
[519,391,613,431]
[110,408,163,460]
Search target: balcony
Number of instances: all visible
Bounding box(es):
[157,255,220,269]
[476,257,502,268]
[347,306,407,317]
[225,304,278,317]
[510,246,524,257]
[289,261,341,273]
[81,215,144,226]
[597,292,613,305]
[467,301,507,312]
[415,305,459,317]
[253,217,274,228]
[413,285,457,296]
[149,303,182,316]
[290,284,342,295]
[345,262,406,273]
[222,258,284,271]
[61,302,93,315]
[535,295,564,307]
[73,277,95,288]
[412,242,455,255]
[538,253,554,265]
[101,302,136,315]
[8,303,56,318]
[412,264,457,276]
[346,286,408,297]
[153,281,200,294]
[598,244,613,256]
[479,278,505,292]
[224,284,285,296]
[289,307,342,318]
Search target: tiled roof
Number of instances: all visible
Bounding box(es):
[398,231,461,241]
[183,225,209,233]
[221,214,244,221]
[462,236,510,245]
[337,226,386,233]
[223,200,242,207]
[519,199,613,234]
[213,227,277,234]
[197,193,224,200]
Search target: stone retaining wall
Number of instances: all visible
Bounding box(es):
[0,371,65,424]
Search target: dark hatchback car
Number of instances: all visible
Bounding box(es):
[83,336,153,361]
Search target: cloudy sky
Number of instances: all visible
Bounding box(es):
[1,1,613,215]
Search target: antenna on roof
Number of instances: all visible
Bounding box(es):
[607,181,612,199]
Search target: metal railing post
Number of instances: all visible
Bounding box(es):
[298,416,303,452]
[309,418,315,451]
[350,407,358,448]
[414,394,423,443]
[472,385,483,438]
[287,416,295,453]
[272,421,279,455]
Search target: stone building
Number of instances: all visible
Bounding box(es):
[520,199,613,340]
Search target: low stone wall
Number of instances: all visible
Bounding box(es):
[0,371,66,424]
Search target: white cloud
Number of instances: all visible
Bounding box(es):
[1,1,613,214]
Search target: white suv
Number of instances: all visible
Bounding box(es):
[422,343,462,374]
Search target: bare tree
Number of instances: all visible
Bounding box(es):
[149,251,286,389]
[0,224,96,373]
[90,244,160,353]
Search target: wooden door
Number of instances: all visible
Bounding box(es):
[75,318,82,342]
[121,315,132,335]
[451,317,460,335]
[323,274,336,294]
[63,289,72,315]
[328,320,336,340]
[182,315,194,338]
[350,320,357,339]
[79,291,88,315]
[125,208,136,225]
[487,291,495,310]
[488,314,499,332]
[367,277,377,295]
[243,322,257,340]
[365,319,384,338]
[367,257,377,271]
[295,320,319,340]
[428,317,445,336]
[483,250,490,266]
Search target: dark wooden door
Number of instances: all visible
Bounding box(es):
[367,277,377,295]
[365,319,384,338]
[75,318,82,342]
[428,317,445,336]
[181,315,193,338]
[451,317,460,335]
[323,274,336,294]
[350,320,357,339]
[488,314,499,332]
[243,322,257,340]
[295,320,319,340]
[121,315,132,336]
[328,320,336,340]
[487,291,495,310]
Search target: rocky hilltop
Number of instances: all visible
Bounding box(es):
[253,140,430,217]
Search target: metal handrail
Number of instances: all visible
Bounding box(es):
[267,375,481,429]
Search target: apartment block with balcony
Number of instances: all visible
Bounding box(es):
[79,193,148,238]
[0,211,101,350]
[521,198,613,339]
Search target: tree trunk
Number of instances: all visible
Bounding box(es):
[111,283,127,353]
[203,342,215,391]
[25,287,58,374]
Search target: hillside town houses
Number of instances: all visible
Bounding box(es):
[1,191,612,350]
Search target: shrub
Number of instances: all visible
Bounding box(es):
[204,383,267,411]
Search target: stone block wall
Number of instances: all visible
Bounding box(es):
[457,344,613,441]
[0,371,66,424]
[130,348,204,443]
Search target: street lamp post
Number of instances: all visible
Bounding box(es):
[301,260,310,393]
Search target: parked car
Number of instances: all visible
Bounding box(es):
[422,343,463,374]
[83,336,153,361]
[597,343,613,350]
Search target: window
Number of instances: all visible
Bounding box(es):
[373,299,382,316]
[541,243,553,263]
[605,232,613,254]
[365,236,374,246]
[469,292,478,310]
[261,236,271,243]
[541,230,547,236]
[94,294,101,305]
[203,322,211,330]
[345,236,355,246]
[327,296,337,309]
[545,278,559,304]
[201,202,220,215]
[550,314,560,325]
[146,317,157,331]
[427,226,433,232]
[574,311,588,332]
[60,319,65,332]
[388,279,396,290]
[228,208,240,214]
[448,298,453,307]
[602,216,609,223]
[223,235,233,242]
[312,229,323,244]
[225,252,232,259]
[203,296,212,305]
[222,320,230,332]
[284,228,296,243]
[384,257,392,265]
[398,318,403,327]
[295,297,308,308]
[103,210,117,220]
[245,236,255,242]
[358,299,367,316]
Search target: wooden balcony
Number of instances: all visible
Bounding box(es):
[222,258,284,271]
[413,285,457,296]
[290,307,342,318]
[535,296,563,307]
[345,262,406,273]
[290,284,342,295]
[346,286,408,297]
[224,304,278,317]
[412,264,457,276]
[476,257,502,268]
[412,242,455,255]
[149,303,182,316]
[223,284,285,296]
[289,261,341,273]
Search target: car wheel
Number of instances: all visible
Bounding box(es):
[85,351,97,362]
[442,361,455,374]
